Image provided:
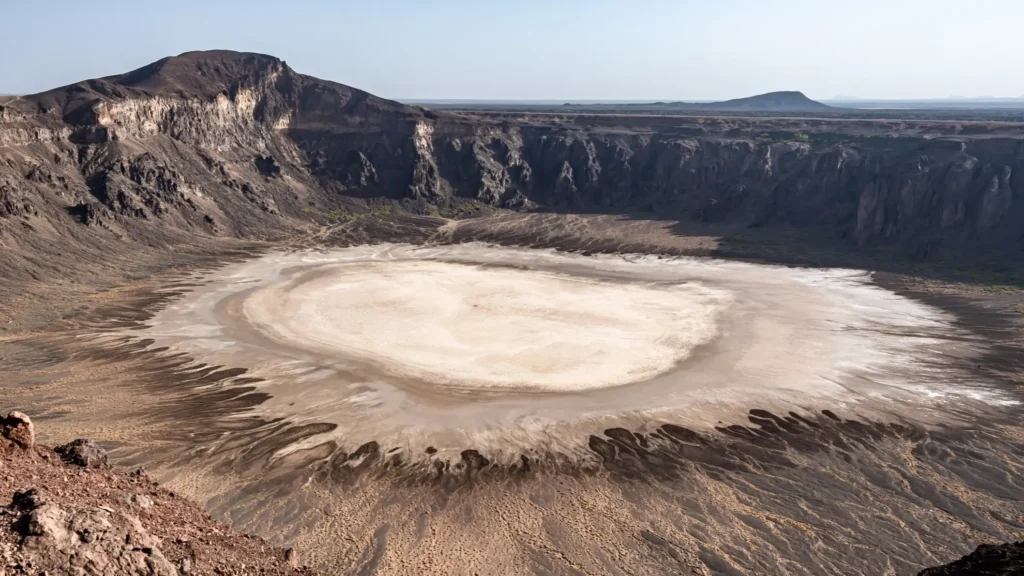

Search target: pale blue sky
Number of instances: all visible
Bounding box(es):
[2,0,1022,100]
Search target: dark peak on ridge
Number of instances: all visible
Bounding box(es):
[9,50,425,125]
[111,50,287,98]
[19,50,295,114]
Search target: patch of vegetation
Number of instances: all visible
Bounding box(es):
[754,132,810,145]
[440,199,487,218]
[1013,304,1024,314]
[984,284,1021,294]
[302,204,396,222]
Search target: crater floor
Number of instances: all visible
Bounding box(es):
[134,244,1008,458]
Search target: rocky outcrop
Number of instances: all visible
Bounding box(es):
[0,183,39,220]
[1,410,314,576]
[2,412,34,449]
[17,499,179,576]
[918,541,1024,575]
[0,49,1021,269]
[55,439,109,469]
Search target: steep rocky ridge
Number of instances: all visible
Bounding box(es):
[1,49,1023,294]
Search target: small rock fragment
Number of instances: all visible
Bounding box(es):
[11,487,46,510]
[125,494,154,509]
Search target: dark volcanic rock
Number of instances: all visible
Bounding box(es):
[55,438,109,468]
[11,487,47,510]
[255,154,282,178]
[919,541,1024,575]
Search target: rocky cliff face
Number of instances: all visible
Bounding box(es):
[0,50,426,241]
[417,127,1024,259]
[1,50,1022,268]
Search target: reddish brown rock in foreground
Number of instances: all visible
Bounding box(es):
[1,411,315,576]
[1,412,34,449]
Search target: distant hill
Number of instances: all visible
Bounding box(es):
[544,91,832,113]
[406,92,833,113]
[696,91,831,111]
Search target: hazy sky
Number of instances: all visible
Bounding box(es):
[2,0,1023,100]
